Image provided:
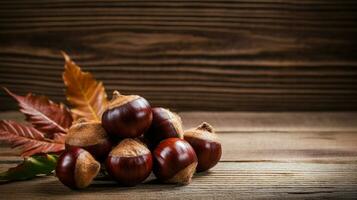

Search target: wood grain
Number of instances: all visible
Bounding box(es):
[1,0,357,111]
[2,130,357,163]
[1,111,357,199]
[1,162,357,199]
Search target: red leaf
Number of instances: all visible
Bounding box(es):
[4,88,73,135]
[0,120,65,157]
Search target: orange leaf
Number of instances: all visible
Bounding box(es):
[62,52,108,121]
[3,88,72,136]
[0,120,65,157]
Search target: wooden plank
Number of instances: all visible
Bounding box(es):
[180,112,357,132]
[183,112,357,163]
[1,111,357,162]
[220,131,357,163]
[1,130,357,164]
[1,0,357,111]
[0,162,356,199]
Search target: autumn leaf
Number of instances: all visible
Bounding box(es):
[3,87,73,136]
[0,120,64,157]
[0,154,58,182]
[62,52,108,121]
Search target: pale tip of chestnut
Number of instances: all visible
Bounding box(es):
[65,120,109,146]
[108,90,140,110]
[196,122,214,133]
[56,148,100,189]
[65,120,112,161]
[74,151,101,189]
[169,110,184,139]
[157,108,184,139]
[105,138,153,186]
[184,122,222,172]
[166,162,197,185]
[109,138,151,157]
[185,122,218,142]
[112,90,121,98]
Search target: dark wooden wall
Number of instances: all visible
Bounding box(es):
[1,0,357,111]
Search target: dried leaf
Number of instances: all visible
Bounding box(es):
[62,52,108,121]
[3,87,73,135]
[0,154,58,182]
[53,132,66,144]
[0,120,64,157]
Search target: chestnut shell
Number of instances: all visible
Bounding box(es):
[144,107,183,149]
[65,121,113,161]
[65,140,112,162]
[106,153,153,186]
[184,136,222,172]
[55,147,100,189]
[56,148,82,188]
[102,97,152,138]
[153,138,197,181]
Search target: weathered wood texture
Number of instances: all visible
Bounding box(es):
[1,1,357,111]
[1,111,357,199]
[1,162,356,200]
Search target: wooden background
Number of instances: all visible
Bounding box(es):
[1,0,357,111]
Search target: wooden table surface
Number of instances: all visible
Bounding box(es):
[1,111,357,199]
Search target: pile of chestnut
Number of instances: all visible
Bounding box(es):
[55,91,222,189]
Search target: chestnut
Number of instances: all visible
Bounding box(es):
[65,119,112,161]
[153,138,197,185]
[144,107,184,149]
[105,138,153,186]
[102,91,152,138]
[184,122,222,172]
[56,147,100,189]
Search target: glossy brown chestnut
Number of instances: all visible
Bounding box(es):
[102,91,152,138]
[144,107,184,149]
[184,122,222,172]
[105,138,153,186]
[153,138,197,185]
[65,119,112,161]
[56,147,100,189]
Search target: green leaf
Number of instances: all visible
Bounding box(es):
[0,154,58,182]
